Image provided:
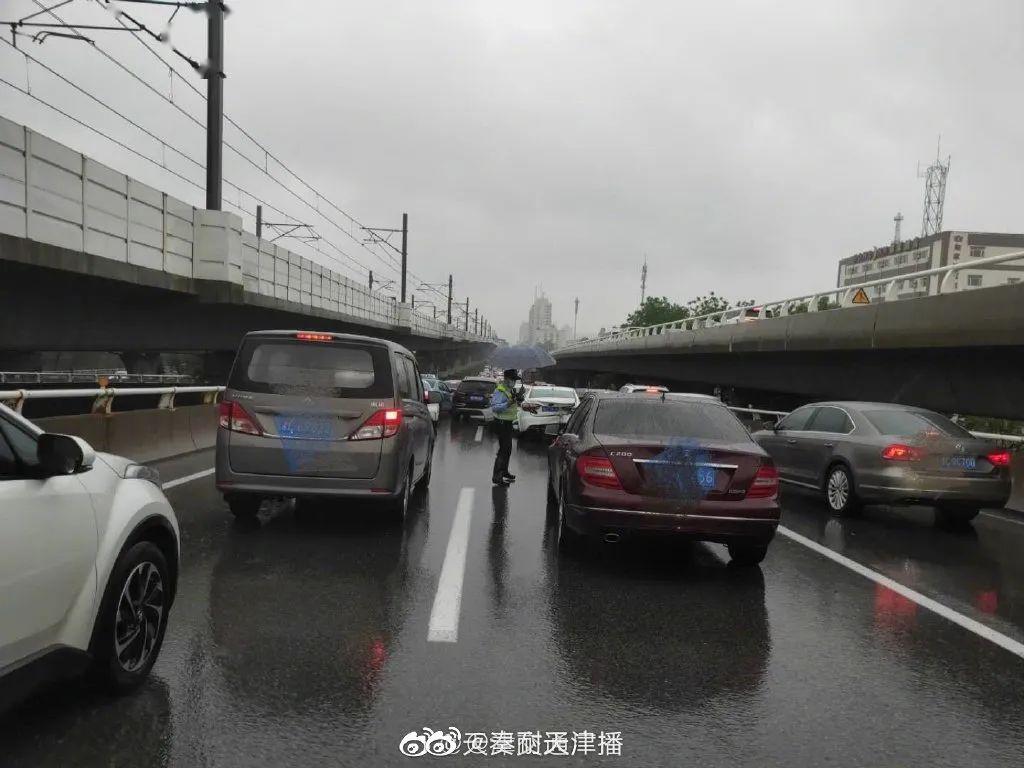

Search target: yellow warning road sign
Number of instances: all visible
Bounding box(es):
[851,287,870,305]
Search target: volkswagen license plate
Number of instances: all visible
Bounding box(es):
[942,455,977,470]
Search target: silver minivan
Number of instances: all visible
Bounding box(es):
[215,330,434,522]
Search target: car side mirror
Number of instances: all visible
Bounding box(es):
[37,433,94,476]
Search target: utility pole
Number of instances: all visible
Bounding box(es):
[411,294,415,310]
[447,274,453,324]
[465,298,470,331]
[574,297,579,340]
[368,270,373,293]
[255,204,262,239]
[400,213,408,303]
[204,2,225,210]
[474,308,479,335]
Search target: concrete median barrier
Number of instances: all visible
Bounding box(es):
[187,405,219,450]
[34,404,218,463]
[1008,453,1024,513]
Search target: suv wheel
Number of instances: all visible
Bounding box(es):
[824,464,861,516]
[727,540,769,567]
[226,493,261,520]
[935,506,979,529]
[89,541,171,691]
[389,472,411,524]
[417,446,433,493]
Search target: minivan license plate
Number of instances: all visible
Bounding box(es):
[942,455,976,470]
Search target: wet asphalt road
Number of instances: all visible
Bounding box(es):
[3,417,1024,767]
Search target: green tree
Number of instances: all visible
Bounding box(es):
[625,296,690,327]
[686,292,732,318]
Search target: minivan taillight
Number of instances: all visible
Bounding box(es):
[747,462,779,499]
[350,408,403,440]
[218,401,263,436]
[576,452,623,490]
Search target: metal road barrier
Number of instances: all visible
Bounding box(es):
[723,404,1024,445]
[0,386,224,414]
[558,249,1024,352]
[0,371,196,386]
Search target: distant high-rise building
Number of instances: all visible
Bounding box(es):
[520,293,560,347]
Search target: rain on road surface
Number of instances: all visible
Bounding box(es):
[3,417,1024,767]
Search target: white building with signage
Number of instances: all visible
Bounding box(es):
[836,231,1024,300]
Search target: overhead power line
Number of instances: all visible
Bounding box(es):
[10,0,477,319]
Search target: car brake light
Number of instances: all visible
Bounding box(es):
[350,408,403,440]
[217,401,263,436]
[645,387,661,394]
[747,462,778,499]
[521,402,539,413]
[295,332,333,342]
[576,453,623,490]
[987,450,1011,467]
[881,444,923,461]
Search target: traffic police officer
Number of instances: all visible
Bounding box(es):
[490,368,521,485]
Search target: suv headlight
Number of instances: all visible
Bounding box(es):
[124,464,162,488]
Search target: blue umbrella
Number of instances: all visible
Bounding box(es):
[487,345,556,371]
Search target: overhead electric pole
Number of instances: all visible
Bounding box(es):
[447,274,453,324]
[204,2,225,211]
[400,213,408,303]
[465,298,470,331]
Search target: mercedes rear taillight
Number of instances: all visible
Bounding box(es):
[746,462,779,499]
[218,401,263,436]
[576,452,623,490]
[350,408,402,440]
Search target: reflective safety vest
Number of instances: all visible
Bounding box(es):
[492,382,518,422]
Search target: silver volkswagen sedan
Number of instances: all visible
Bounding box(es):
[752,401,1012,526]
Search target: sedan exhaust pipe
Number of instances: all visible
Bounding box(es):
[603,532,621,544]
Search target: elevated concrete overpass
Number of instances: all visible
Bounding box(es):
[0,116,494,378]
[550,281,1024,419]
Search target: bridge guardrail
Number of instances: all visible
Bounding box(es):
[0,386,225,414]
[723,405,1024,447]
[558,249,1024,353]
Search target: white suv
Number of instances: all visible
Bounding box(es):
[0,403,179,709]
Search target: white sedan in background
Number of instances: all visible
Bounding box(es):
[515,385,580,438]
[0,403,179,710]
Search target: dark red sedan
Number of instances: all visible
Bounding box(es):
[547,392,780,565]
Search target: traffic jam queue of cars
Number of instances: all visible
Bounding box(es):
[0,329,1013,710]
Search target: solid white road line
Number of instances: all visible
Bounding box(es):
[163,467,215,490]
[428,487,475,643]
[474,426,483,442]
[777,525,1024,661]
[981,510,1024,526]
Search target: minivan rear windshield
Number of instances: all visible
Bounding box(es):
[458,380,496,394]
[229,338,393,398]
[594,401,751,442]
[863,410,974,438]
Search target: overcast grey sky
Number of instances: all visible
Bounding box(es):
[3,0,1023,340]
